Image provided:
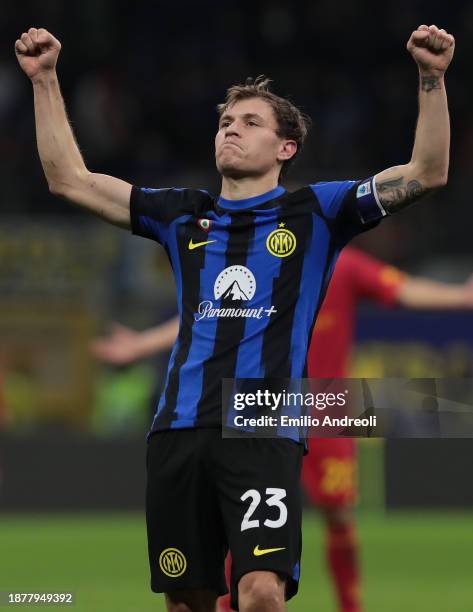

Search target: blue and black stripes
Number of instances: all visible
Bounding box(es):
[130,181,385,442]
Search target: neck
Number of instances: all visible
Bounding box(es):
[220,174,280,200]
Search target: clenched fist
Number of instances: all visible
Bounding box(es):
[407,24,454,76]
[15,27,61,81]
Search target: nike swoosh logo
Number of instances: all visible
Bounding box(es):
[253,545,286,557]
[188,239,216,250]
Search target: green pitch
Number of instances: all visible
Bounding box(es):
[1,511,472,611]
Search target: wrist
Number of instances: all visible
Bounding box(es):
[31,70,58,87]
[138,333,162,358]
[418,68,445,80]
[418,71,444,93]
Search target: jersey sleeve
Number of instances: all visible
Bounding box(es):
[343,248,405,306]
[130,186,210,245]
[310,177,387,238]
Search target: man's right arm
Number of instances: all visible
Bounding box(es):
[16,27,131,228]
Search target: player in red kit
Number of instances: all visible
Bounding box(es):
[93,246,473,611]
[302,246,473,612]
[302,247,405,612]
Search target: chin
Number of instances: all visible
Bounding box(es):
[216,160,247,179]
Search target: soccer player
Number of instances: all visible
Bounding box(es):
[16,24,454,612]
[92,247,473,612]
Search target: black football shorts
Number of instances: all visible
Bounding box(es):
[146,428,303,610]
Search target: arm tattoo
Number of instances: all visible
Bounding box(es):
[421,76,441,92]
[376,176,424,213]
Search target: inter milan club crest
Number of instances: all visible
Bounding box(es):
[159,548,187,577]
[197,218,212,232]
[266,222,297,257]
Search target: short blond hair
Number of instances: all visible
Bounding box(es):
[217,76,311,178]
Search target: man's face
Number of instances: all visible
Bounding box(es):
[215,98,295,179]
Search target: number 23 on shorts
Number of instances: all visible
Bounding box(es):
[240,488,288,531]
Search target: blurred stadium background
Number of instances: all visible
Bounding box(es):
[1,1,472,610]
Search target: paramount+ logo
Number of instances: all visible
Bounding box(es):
[159,548,187,577]
[194,265,278,321]
[266,224,297,258]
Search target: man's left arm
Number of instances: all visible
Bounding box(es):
[374,24,455,214]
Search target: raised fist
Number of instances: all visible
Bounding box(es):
[407,25,454,75]
[15,28,61,81]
